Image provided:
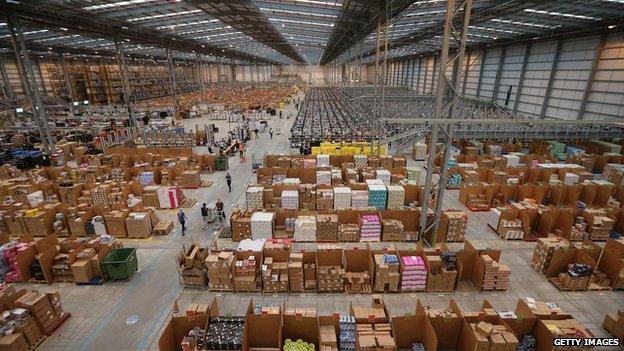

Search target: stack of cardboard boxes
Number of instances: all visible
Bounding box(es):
[466,194,489,210]
[444,211,467,242]
[590,216,614,241]
[230,210,252,242]
[206,251,234,291]
[178,244,209,288]
[103,209,129,237]
[233,255,258,292]
[425,254,457,292]
[399,255,427,292]
[356,324,396,351]
[316,214,339,242]
[373,254,400,292]
[125,212,152,238]
[299,184,316,210]
[319,325,338,351]
[14,290,65,335]
[261,257,288,293]
[318,265,345,292]
[288,252,304,292]
[469,321,519,351]
[0,309,43,349]
[602,310,624,342]
[480,255,510,291]
[339,224,359,242]
[381,219,404,241]
[531,237,571,274]
[497,219,524,240]
[182,170,201,189]
[316,188,334,210]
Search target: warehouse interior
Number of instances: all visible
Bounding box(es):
[0,1,624,351]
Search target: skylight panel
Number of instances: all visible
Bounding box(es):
[156,19,220,30]
[83,0,154,11]
[490,18,560,29]
[269,18,334,27]
[524,8,601,21]
[127,10,202,22]
[258,7,337,19]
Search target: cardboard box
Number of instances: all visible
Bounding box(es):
[71,259,94,283]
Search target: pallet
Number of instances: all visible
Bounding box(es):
[153,220,174,235]
[587,283,611,291]
[208,287,234,292]
[548,278,587,292]
[217,226,232,238]
[179,198,197,208]
[29,279,47,284]
[76,276,104,286]
[467,205,490,212]
[345,285,372,294]
[27,336,45,351]
[200,180,213,187]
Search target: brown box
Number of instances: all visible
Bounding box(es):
[71,259,94,283]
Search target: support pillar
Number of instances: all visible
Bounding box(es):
[114,38,136,127]
[7,14,54,152]
[58,53,74,117]
[578,35,606,120]
[166,48,179,118]
[539,39,562,119]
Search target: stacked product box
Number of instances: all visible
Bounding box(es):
[15,291,61,335]
[317,154,330,167]
[339,316,356,351]
[282,190,299,210]
[316,214,339,242]
[376,169,391,186]
[317,265,345,292]
[531,237,571,274]
[381,219,404,241]
[331,169,343,185]
[206,251,235,291]
[354,155,368,169]
[339,224,360,242]
[351,190,369,209]
[590,216,614,241]
[294,215,316,242]
[360,214,381,242]
[234,255,258,292]
[400,255,427,292]
[481,255,510,291]
[261,256,288,293]
[367,184,387,210]
[373,254,400,292]
[444,211,467,242]
[317,171,332,185]
[498,219,524,240]
[288,252,304,292]
[386,185,405,210]
[303,158,317,168]
[334,187,352,210]
[298,184,316,210]
[425,254,457,292]
[250,212,274,239]
[317,188,334,210]
[405,167,422,184]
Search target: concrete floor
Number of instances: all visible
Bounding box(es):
[21,95,623,350]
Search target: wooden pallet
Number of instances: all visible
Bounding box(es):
[208,287,234,292]
[76,276,104,286]
[587,283,611,291]
[27,336,45,351]
[179,198,197,208]
[200,180,213,188]
[153,220,174,235]
[548,278,587,292]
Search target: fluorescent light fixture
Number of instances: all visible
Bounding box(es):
[73,102,79,106]
[127,10,202,22]
[83,0,154,11]
[524,8,600,21]
[84,101,89,105]
[15,108,23,113]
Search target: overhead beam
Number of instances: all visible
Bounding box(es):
[0,2,280,65]
[578,34,606,120]
[539,39,562,119]
[320,0,414,65]
[186,0,306,63]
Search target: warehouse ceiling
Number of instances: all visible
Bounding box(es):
[0,0,623,65]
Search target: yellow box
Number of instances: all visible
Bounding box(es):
[25,209,40,217]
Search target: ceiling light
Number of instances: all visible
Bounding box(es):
[608,25,616,29]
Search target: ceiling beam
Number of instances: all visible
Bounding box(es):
[0,2,281,65]
[186,0,306,63]
[320,0,415,65]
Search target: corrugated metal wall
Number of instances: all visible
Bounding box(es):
[381,32,624,120]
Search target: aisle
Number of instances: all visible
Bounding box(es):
[36,99,301,351]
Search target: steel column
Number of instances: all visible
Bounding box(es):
[0,58,15,100]
[475,48,486,98]
[539,39,562,119]
[462,52,471,95]
[7,14,54,153]
[492,46,506,102]
[416,58,422,93]
[422,57,429,93]
[430,55,437,92]
[166,48,179,118]
[196,53,204,90]
[409,59,416,90]
[57,53,75,118]
[578,35,606,120]
[419,0,473,244]
[114,38,136,127]
[513,43,532,114]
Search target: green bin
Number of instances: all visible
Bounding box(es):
[216,156,228,171]
[101,248,138,281]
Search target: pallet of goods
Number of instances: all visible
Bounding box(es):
[480,255,510,291]
[373,253,400,293]
[206,251,234,291]
[178,244,208,288]
[399,255,427,292]
[531,237,571,274]
[316,214,339,242]
[443,211,467,242]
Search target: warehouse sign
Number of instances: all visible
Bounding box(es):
[553,338,620,347]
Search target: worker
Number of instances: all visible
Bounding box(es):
[279,110,283,119]
[238,143,246,162]
[225,171,232,192]
[269,128,273,139]
[200,203,210,230]
[215,198,225,223]
[254,127,259,138]
[110,119,116,130]
[177,209,187,236]
[143,113,150,126]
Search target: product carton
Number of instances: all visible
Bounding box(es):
[391,300,438,350]
[157,298,218,351]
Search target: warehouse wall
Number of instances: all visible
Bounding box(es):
[380,32,624,120]
[0,56,48,100]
